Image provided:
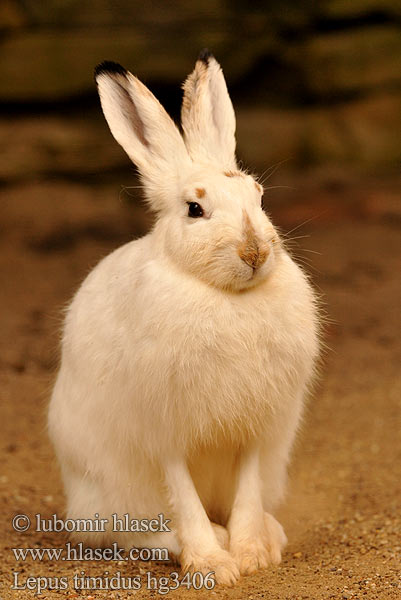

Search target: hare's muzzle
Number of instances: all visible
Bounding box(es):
[238,241,270,270]
[238,211,270,270]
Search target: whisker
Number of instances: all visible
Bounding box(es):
[293,258,322,275]
[258,158,292,185]
[299,248,322,256]
[284,212,327,237]
[281,234,311,242]
[121,185,142,191]
[263,185,296,191]
[119,185,143,200]
[257,165,275,183]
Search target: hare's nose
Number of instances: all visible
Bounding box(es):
[239,211,270,269]
[239,242,269,270]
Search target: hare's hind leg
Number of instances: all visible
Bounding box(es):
[60,464,120,546]
[61,462,184,556]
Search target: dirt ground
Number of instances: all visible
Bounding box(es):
[0,176,400,599]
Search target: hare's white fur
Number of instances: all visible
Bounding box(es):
[48,54,319,586]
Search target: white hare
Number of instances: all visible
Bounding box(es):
[48,51,319,586]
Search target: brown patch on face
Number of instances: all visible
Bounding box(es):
[238,211,270,270]
[224,170,244,178]
[195,187,206,199]
[254,181,263,193]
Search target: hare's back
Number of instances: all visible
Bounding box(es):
[62,236,150,359]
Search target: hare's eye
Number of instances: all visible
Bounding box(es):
[187,202,204,218]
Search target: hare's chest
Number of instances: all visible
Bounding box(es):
[128,257,318,440]
[146,295,310,438]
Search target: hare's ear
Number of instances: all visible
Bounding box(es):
[95,62,191,210]
[181,50,236,170]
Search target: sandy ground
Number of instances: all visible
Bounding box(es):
[0,177,400,599]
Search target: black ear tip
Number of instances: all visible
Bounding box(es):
[198,48,214,64]
[94,61,127,80]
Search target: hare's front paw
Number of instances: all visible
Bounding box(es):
[230,512,287,576]
[180,546,240,586]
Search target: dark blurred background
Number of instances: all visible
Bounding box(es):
[1,0,401,185]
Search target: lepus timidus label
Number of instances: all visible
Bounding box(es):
[48,51,320,586]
